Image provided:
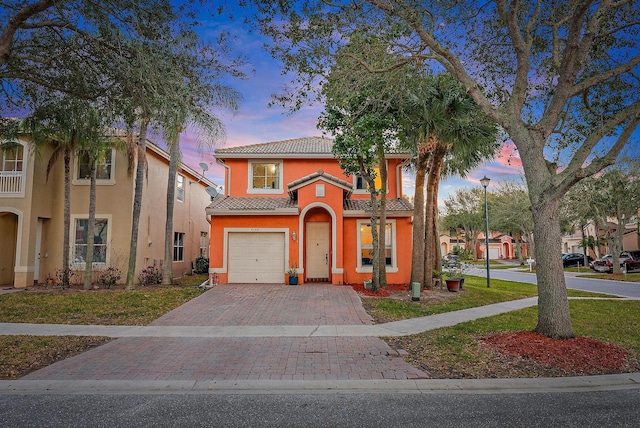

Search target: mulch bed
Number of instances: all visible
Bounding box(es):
[481,330,630,374]
[347,282,408,297]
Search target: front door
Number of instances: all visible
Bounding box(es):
[306,222,329,280]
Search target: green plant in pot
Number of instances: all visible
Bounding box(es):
[287,264,299,285]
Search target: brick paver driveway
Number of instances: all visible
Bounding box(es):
[25,284,427,381]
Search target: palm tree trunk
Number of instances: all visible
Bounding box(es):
[62,146,71,288]
[410,152,429,287]
[83,161,97,290]
[163,136,180,285]
[126,118,149,289]
[423,144,448,288]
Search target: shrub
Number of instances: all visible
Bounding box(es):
[194,255,209,274]
[97,267,122,289]
[54,267,77,289]
[138,266,162,287]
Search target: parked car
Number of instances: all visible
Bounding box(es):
[592,251,639,273]
[622,250,640,273]
[591,254,612,272]
[562,253,592,267]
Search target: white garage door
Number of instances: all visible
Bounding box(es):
[228,232,285,283]
[489,248,500,260]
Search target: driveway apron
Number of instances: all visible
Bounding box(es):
[24,284,427,381]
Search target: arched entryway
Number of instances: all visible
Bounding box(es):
[303,207,332,282]
[0,211,19,286]
[502,242,510,259]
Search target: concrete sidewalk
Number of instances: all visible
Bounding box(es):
[0,297,540,337]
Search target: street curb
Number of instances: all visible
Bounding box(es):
[2,373,639,395]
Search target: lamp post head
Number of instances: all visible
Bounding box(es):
[480,176,491,188]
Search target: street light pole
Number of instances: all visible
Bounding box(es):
[480,176,491,288]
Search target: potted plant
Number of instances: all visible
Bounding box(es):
[363,279,373,290]
[287,264,298,285]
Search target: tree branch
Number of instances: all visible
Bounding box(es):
[0,0,59,66]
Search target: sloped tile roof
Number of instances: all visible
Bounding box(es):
[344,198,414,212]
[215,137,334,156]
[206,196,298,213]
[287,169,353,192]
[215,136,411,158]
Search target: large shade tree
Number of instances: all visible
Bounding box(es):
[0,0,180,104]
[251,0,640,339]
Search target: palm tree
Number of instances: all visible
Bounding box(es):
[21,96,110,288]
[160,82,240,285]
[403,73,498,288]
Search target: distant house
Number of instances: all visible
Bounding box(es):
[0,134,213,288]
[562,218,640,258]
[205,137,414,285]
[440,229,527,260]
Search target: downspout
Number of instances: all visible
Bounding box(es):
[216,158,230,196]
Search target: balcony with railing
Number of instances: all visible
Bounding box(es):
[0,171,24,196]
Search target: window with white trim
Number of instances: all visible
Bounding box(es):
[176,174,184,202]
[249,161,282,192]
[357,220,396,270]
[73,218,109,264]
[200,232,208,256]
[173,232,184,261]
[1,144,23,172]
[77,148,113,180]
[354,165,385,193]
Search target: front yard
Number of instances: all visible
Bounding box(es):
[1,274,639,380]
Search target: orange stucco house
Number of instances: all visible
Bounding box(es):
[205,137,414,285]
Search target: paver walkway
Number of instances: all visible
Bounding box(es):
[21,284,427,381]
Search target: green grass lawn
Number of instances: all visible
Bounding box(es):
[0,282,206,325]
[362,275,615,322]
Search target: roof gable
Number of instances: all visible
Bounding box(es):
[287,169,353,196]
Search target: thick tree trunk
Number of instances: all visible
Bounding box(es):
[531,194,575,339]
[163,137,180,285]
[410,152,429,287]
[126,119,149,289]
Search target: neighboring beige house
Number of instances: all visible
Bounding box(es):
[562,218,640,258]
[0,134,214,288]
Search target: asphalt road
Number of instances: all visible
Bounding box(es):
[471,266,640,298]
[2,390,639,427]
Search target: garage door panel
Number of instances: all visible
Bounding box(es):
[228,232,285,283]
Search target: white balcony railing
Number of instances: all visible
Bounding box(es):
[0,171,23,194]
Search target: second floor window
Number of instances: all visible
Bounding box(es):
[176,174,184,202]
[355,166,383,192]
[1,144,23,172]
[77,148,113,180]
[251,162,281,190]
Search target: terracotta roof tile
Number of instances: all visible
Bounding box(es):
[287,169,353,191]
[215,136,411,157]
[207,197,298,212]
[344,198,414,212]
[215,137,333,156]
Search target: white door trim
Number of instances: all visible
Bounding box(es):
[299,203,342,275]
[214,227,291,275]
